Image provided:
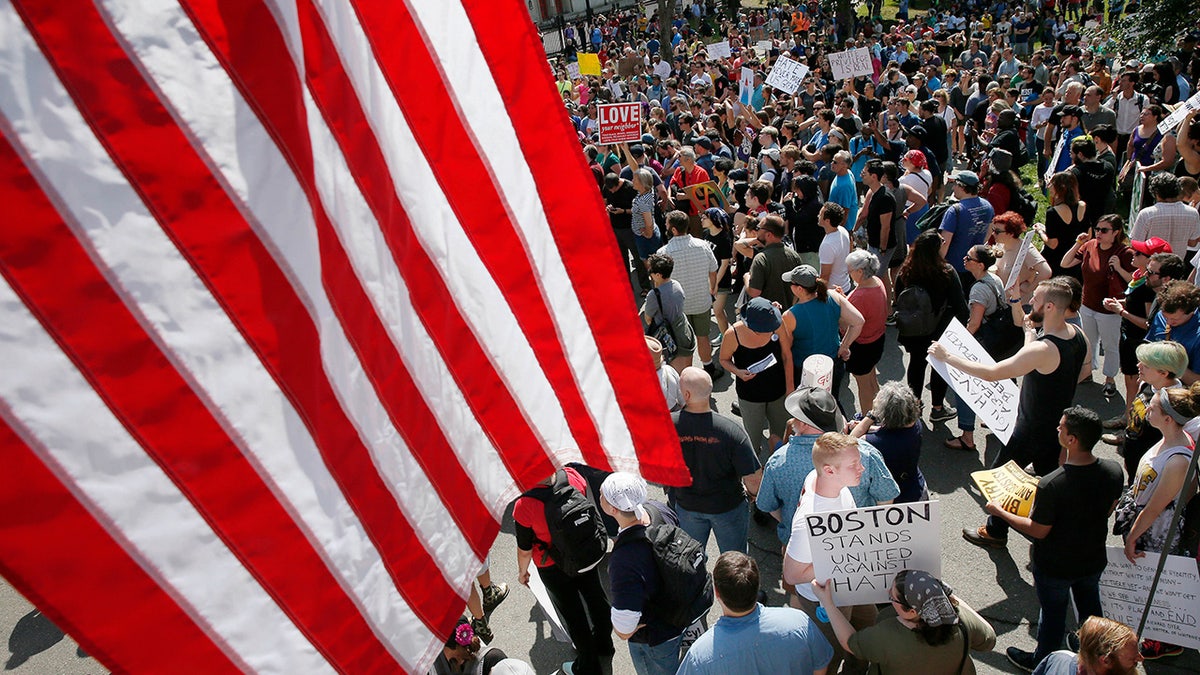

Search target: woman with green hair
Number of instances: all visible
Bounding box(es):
[1104,341,1190,482]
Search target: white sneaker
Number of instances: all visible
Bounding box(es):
[560,661,576,675]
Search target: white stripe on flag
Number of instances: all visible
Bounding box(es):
[0,275,335,675]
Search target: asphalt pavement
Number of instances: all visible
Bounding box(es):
[3,324,1198,674]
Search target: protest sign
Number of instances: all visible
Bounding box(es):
[756,40,773,55]
[739,67,756,107]
[618,56,641,78]
[597,103,643,144]
[765,54,810,95]
[808,501,942,606]
[929,318,1019,444]
[577,52,601,76]
[566,61,580,80]
[970,461,1039,517]
[828,47,873,81]
[684,181,730,213]
[1158,91,1200,135]
[705,40,732,60]
[1100,548,1200,650]
[1003,230,1036,291]
[1044,134,1067,187]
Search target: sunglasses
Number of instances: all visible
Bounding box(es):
[1094,228,1114,233]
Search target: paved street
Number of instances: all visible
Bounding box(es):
[3,323,1198,674]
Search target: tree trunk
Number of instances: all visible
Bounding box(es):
[658,0,672,58]
[835,0,854,43]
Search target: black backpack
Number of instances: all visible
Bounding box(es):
[531,470,608,576]
[618,521,713,629]
[894,284,943,337]
[916,199,959,232]
[1010,188,1039,228]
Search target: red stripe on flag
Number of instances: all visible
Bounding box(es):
[458,0,689,485]
[179,0,559,492]
[0,121,401,671]
[341,0,611,472]
[0,404,244,673]
[14,0,466,636]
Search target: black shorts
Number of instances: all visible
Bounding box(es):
[1119,327,1146,377]
[846,335,886,375]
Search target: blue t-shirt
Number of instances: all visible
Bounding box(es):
[1146,310,1200,375]
[940,196,996,272]
[757,437,900,543]
[677,605,833,675]
[829,173,859,232]
[1054,126,1085,173]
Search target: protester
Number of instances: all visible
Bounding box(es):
[846,250,888,410]
[1031,616,1144,675]
[657,210,720,376]
[718,298,790,457]
[780,264,865,399]
[992,211,1052,305]
[847,381,928,503]
[642,253,696,374]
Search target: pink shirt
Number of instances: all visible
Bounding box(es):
[850,282,888,343]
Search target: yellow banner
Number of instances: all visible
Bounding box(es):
[970,461,1039,517]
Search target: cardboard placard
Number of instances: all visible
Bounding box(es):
[1003,230,1036,291]
[808,501,942,606]
[566,61,581,80]
[929,319,1020,444]
[618,56,642,78]
[1099,548,1200,650]
[1158,91,1200,135]
[578,52,601,77]
[739,67,756,107]
[705,40,732,60]
[528,566,571,643]
[597,103,643,144]
[828,47,874,81]
[970,461,1039,517]
[765,54,810,95]
[683,181,730,213]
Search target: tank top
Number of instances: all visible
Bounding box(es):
[1016,326,1087,439]
[730,327,786,403]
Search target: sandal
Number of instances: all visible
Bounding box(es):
[944,436,976,451]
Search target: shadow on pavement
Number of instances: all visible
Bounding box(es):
[5,610,63,670]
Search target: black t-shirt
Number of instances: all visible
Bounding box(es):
[670,410,760,514]
[786,196,824,253]
[704,228,734,289]
[604,180,638,230]
[1030,459,1124,578]
[866,188,897,249]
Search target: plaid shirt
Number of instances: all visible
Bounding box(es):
[1131,201,1200,260]
[658,235,718,315]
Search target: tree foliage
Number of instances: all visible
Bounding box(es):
[1109,0,1200,59]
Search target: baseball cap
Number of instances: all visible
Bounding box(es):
[949,170,980,187]
[759,147,781,162]
[784,386,844,432]
[695,136,714,151]
[782,264,819,288]
[740,297,783,333]
[600,472,648,519]
[1131,237,1171,256]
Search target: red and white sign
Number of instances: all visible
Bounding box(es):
[597,102,643,144]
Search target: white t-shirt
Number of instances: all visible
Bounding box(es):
[786,471,857,601]
[819,227,853,291]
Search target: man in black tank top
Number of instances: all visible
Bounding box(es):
[929,280,1090,548]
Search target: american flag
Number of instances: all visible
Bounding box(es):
[0,0,688,671]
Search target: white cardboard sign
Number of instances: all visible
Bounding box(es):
[828,47,873,81]
[929,319,1019,444]
[705,40,731,60]
[529,566,571,643]
[1099,548,1200,650]
[1158,91,1200,135]
[739,67,756,107]
[1004,230,1036,291]
[765,54,810,95]
[808,500,942,606]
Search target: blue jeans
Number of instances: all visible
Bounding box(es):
[628,634,682,675]
[675,503,749,554]
[956,389,976,431]
[1032,568,1104,663]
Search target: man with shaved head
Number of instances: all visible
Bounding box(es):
[670,367,762,554]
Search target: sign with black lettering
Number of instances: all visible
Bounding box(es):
[929,318,1019,444]
[970,461,1039,517]
[807,501,942,606]
[1100,548,1200,650]
[827,47,873,81]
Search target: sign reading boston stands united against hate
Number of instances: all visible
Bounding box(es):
[597,103,643,145]
[808,501,942,606]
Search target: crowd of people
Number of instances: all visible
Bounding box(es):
[435,1,1200,674]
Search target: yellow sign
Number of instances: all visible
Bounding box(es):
[578,53,601,77]
[970,461,1039,517]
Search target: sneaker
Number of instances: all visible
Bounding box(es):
[481,583,509,614]
[1103,415,1128,430]
[1140,639,1184,659]
[730,400,741,417]
[962,525,1008,549]
[560,661,576,675]
[471,616,493,644]
[1103,382,1118,398]
[1006,646,1037,672]
[929,406,958,422]
[1101,432,1125,446]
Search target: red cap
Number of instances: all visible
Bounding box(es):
[1130,237,1171,256]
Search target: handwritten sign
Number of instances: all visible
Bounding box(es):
[1158,91,1200,135]
[929,319,1019,444]
[597,103,643,144]
[1099,548,1200,650]
[684,181,730,213]
[578,52,601,77]
[828,47,873,81]
[755,40,773,55]
[1044,134,1067,186]
[566,61,581,80]
[705,40,732,60]
[808,501,942,606]
[970,461,1039,517]
[765,54,810,95]
[1004,230,1036,291]
[739,67,756,107]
